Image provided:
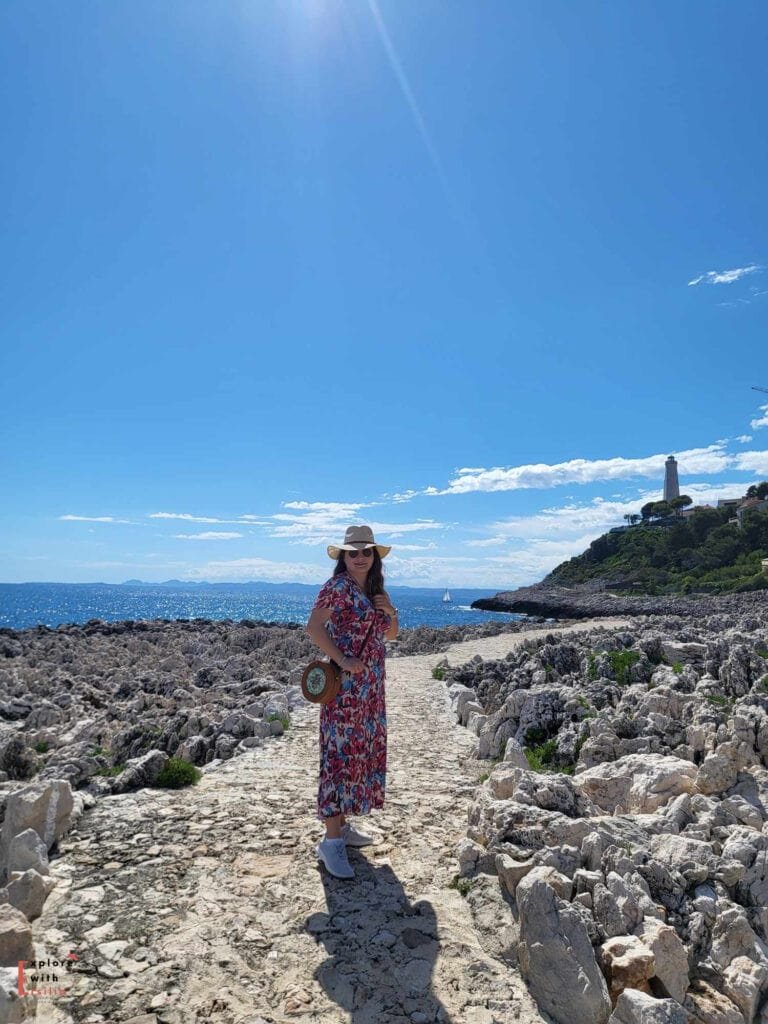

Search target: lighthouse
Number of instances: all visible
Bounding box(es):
[663,456,680,502]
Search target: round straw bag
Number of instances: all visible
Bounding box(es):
[301,659,342,704]
[302,611,377,704]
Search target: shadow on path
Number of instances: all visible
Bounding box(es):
[305,846,454,1024]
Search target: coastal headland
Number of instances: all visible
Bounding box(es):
[470,582,760,619]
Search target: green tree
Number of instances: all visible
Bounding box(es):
[670,495,693,512]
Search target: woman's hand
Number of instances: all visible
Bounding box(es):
[373,594,396,617]
[340,655,366,675]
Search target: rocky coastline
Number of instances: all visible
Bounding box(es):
[1,595,767,1022]
[445,593,768,1023]
[471,582,763,619]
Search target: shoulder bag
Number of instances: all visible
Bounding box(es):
[301,609,377,705]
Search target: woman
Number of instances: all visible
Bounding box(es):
[306,525,399,880]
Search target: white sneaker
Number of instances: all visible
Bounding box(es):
[316,837,355,879]
[341,822,376,847]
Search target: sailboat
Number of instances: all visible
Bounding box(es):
[442,588,452,603]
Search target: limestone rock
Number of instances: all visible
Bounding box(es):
[683,979,744,1024]
[0,904,34,968]
[0,780,73,879]
[5,829,49,878]
[110,750,169,793]
[600,934,655,1001]
[721,955,768,1022]
[517,877,611,1024]
[634,918,689,1004]
[0,869,55,922]
[608,988,690,1024]
[574,754,697,814]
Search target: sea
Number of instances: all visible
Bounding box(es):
[0,582,523,632]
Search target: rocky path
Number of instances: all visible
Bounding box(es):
[33,620,629,1024]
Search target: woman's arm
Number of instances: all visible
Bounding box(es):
[306,607,364,673]
[373,592,399,640]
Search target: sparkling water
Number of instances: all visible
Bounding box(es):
[0,582,522,631]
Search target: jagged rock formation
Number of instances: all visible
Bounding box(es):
[446,602,768,1023]
[472,584,768,620]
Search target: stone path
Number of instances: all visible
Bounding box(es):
[33,619,628,1024]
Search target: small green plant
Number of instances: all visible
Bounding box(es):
[759,676,768,693]
[432,665,446,680]
[704,694,730,708]
[587,654,598,681]
[756,645,768,660]
[576,695,590,710]
[607,649,641,685]
[90,746,110,757]
[478,772,489,783]
[671,661,683,675]
[266,712,290,730]
[448,875,473,897]
[34,741,50,754]
[154,757,201,789]
[95,764,125,777]
[524,740,574,774]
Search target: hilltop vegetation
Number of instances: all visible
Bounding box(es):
[548,490,768,595]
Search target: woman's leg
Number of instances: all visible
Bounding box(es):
[325,813,343,839]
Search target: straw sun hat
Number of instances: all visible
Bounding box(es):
[327,525,392,560]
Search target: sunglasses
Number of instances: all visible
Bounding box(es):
[347,547,374,558]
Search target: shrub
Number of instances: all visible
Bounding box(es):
[432,665,446,680]
[266,713,290,730]
[587,654,598,681]
[95,764,125,777]
[671,661,683,675]
[607,649,641,685]
[0,737,36,780]
[154,757,201,789]
[448,875,473,897]
[34,741,50,754]
[524,740,574,775]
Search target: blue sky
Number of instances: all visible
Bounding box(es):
[1,0,767,589]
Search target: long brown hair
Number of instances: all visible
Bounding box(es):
[333,549,385,601]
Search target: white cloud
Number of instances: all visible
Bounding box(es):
[268,499,445,545]
[688,264,762,286]
[149,512,230,523]
[384,533,604,588]
[173,532,244,541]
[737,435,753,443]
[282,501,372,512]
[431,444,730,496]
[185,557,325,584]
[733,451,768,475]
[750,406,768,431]
[59,515,134,524]
[268,501,379,544]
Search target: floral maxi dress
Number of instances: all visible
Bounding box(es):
[314,573,389,821]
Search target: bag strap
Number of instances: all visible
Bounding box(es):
[354,612,377,660]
